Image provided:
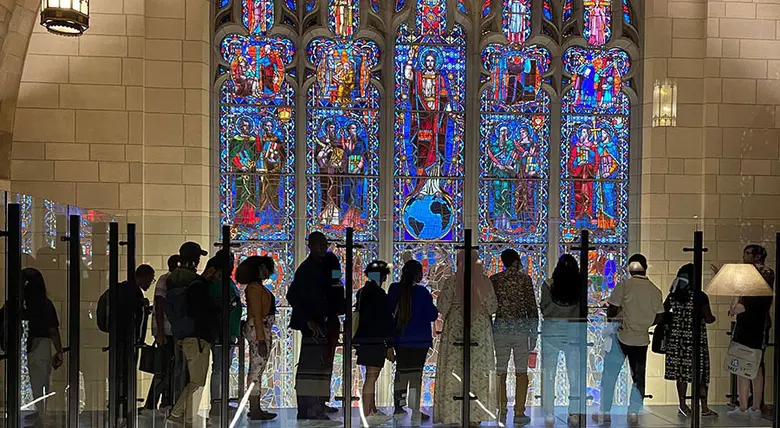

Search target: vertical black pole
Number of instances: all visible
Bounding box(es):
[462,229,473,428]
[221,225,231,427]
[343,228,354,428]
[126,224,137,428]
[577,230,589,428]
[774,231,779,428]
[108,223,119,427]
[684,231,706,428]
[5,203,21,427]
[68,215,81,428]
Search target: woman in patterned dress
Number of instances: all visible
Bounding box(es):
[663,264,717,417]
[236,255,278,421]
[434,250,498,426]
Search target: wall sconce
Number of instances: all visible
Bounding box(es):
[652,79,677,127]
[41,0,89,36]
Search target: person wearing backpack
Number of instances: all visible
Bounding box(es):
[166,242,219,426]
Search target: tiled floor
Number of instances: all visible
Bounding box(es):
[14,405,774,427]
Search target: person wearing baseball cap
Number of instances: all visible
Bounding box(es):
[354,260,394,420]
[178,242,208,267]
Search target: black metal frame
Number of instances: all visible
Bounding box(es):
[67,215,81,428]
[775,231,779,428]
[125,223,137,428]
[684,231,707,428]
[454,229,478,426]
[220,225,232,427]
[108,222,120,427]
[574,230,592,428]
[336,227,360,427]
[4,203,22,427]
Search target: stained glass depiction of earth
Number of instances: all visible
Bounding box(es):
[402,195,454,241]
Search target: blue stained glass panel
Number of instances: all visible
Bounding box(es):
[396,0,405,12]
[583,0,611,46]
[242,0,274,34]
[306,38,380,108]
[416,0,447,36]
[286,0,295,10]
[328,0,359,38]
[543,0,552,20]
[221,0,231,8]
[562,47,630,115]
[483,0,491,17]
[220,34,295,106]
[457,0,467,14]
[563,0,572,21]
[503,0,531,44]
[482,44,551,113]
[306,0,315,12]
[623,0,631,24]
[371,0,379,13]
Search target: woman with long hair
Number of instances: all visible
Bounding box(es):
[387,259,439,424]
[540,254,582,426]
[434,250,497,426]
[664,264,716,417]
[235,255,278,420]
[22,267,64,413]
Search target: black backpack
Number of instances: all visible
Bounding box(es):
[166,280,197,340]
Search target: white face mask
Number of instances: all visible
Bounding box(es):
[367,272,382,284]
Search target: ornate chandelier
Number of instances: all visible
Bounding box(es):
[40,0,89,36]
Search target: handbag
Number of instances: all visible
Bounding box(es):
[138,343,160,375]
[724,340,762,379]
[651,320,668,354]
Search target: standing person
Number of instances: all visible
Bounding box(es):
[167,243,219,426]
[539,255,582,427]
[434,250,498,425]
[322,251,345,413]
[354,260,394,420]
[664,264,717,417]
[490,249,538,425]
[236,255,279,421]
[145,255,181,412]
[727,245,775,419]
[287,232,331,421]
[596,255,664,424]
[22,268,64,413]
[387,259,439,424]
[205,249,242,420]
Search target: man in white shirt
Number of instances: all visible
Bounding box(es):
[595,254,664,424]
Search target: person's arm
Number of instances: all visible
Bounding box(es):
[153,296,167,344]
[48,302,64,369]
[522,275,540,320]
[605,281,623,321]
[701,293,716,324]
[425,288,439,322]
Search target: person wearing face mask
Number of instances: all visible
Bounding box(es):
[353,260,394,420]
[236,255,278,421]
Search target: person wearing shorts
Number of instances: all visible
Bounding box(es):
[490,249,539,425]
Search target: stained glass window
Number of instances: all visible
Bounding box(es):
[543,0,552,21]
[563,0,572,21]
[503,0,531,44]
[584,0,611,46]
[622,0,632,24]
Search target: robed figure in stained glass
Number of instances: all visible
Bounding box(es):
[230,51,255,98]
[491,55,540,106]
[488,125,520,230]
[246,0,271,34]
[404,47,454,197]
[595,129,619,230]
[515,126,540,228]
[505,0,530,44]
[341,122,367,227]
[230,117,262,224]
[317,119,345,225]
[333,0,355,38]
[258,119,285,226]
[568,127,599,227]
[256,44,285,97]
[585,0,608,46]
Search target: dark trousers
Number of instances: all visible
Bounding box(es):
[145,336,175,409]
[295,330,330,418]
[601,338,648,413]
[393,347,428,411]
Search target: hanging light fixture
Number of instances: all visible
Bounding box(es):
[704,264,773,296]
[40,0,89,36]
[652,79,677,127]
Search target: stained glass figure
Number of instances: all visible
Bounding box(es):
[396,0,405,12]
[623,0,632,24]
[286,0,295,10]
[583,0,611,47]
[306,34,380,243]
[562,47,630,114]
[543,0,552,20]
[416,0,447,36]
[371,0,379,13]
[483,0,491,17]
[394,22,466,244]
[503,0,531,44]
[242,0,274,34]
[329,0,358,38]
[563,0,572,21]
[457,0,467,13]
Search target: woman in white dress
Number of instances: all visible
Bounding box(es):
[434,250,498,426]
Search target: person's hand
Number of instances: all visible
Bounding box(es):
[52,352,63,370]
[710,264,720,275]
[154,333,166,345]
[307,321,324,337]
[386,348,395,363]
[258,340,269,359]
[728,303,745,317]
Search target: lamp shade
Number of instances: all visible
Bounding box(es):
[704,263,773,296]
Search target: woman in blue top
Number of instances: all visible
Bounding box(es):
[387,260,439,423]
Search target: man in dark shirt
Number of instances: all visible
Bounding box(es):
[489,249,538,424]
[287,232,332,420]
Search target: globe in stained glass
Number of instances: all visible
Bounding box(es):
[402,195,454,241]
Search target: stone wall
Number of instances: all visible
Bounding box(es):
[641,0,779,406]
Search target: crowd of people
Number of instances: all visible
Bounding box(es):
[15,234,776,427]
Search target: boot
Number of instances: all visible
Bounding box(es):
[496,373,508,423]
[514,373,531,424]
[249,396,276,421]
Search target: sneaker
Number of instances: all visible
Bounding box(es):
[324,404,339,413]
[567,414,580,426]
[513,413,531,425]
[727,408,748,418]
[419,412,430,421]
[749,409,763,420]
[627,413,639,425]
[591,413,611,424]
[166,411,185,426]
[249,409,277,421]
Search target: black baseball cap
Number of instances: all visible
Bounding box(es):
[365,260,390,275]
[179,242,208,262]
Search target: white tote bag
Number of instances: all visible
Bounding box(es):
[723,340,763,379]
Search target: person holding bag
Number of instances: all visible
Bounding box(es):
[353,260,394,420]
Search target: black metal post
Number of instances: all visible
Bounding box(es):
[574,230,591,428]
[453,229,477,427]
[343,227,354,428]
[68,215,81,428]
[774,231,779,428]
[684,231,706,428]
[238,333,246,399]
[126,223,137,428]
[108,222,120,428]
[5,203,22,427]
[221,224,231,427]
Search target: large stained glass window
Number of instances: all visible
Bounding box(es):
[393,0,466,406]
